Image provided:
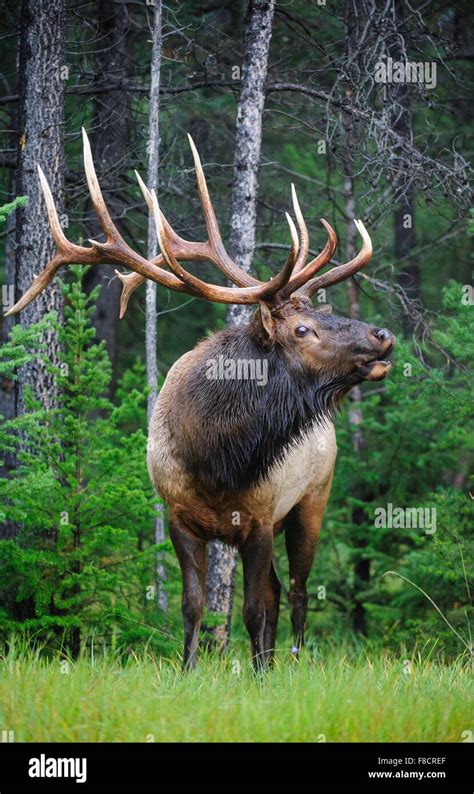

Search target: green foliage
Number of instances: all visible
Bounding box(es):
[280,282,473,656]
[0,316,50,379]
[0,196,27,225]
[0,269,180,655]
[468,208,474,237]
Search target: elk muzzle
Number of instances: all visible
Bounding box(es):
[357,327,396,381]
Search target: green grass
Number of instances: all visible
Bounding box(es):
[1,643,472,742]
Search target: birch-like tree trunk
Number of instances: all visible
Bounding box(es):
[145,0,167,612]
[14,0,66,414]
[205,0,276,648]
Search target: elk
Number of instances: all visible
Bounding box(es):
[7,129,395,670]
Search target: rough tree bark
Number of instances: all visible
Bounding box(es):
[344,3,369,635]
[204,0,276,649]
[0,181,18,439]
[388,17,419,335]
[83,0,131,371]
[14,0,66,414]
[346,179,370,636]
[145,0,167,612]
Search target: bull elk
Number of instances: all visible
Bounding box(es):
[7,129,396,670]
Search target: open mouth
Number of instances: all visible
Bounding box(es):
[358,344,394,381]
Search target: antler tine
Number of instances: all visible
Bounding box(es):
[37,165,68,252]
[112,172,176,318]
[286,212,299,254]
[186,134,262,288]
[290,184,309,273]
[114,270,143,320]
[5,165,102,317]
[255,213,300,300]
[278,218,337,300]
[148,189,202,291]
[82,127,119,242]
[136,175,212,295]
[293,219,372,299]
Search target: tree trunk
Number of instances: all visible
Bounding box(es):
[204,0,276,648]
[345,150,369,636]
[394,185,418,318]
[388,16,419,335]
[0,146,18,426]
[0,182,20,541]
[344,3,369,635]
[83,0,131,372]
[392,103,418,336]
[144,0,167,612]
[14,0,66,414]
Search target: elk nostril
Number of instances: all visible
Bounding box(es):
[372,327,389,343]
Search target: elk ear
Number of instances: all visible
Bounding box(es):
[315,304,332,314]
[259,302,276,343]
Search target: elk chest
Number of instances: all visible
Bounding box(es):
[247,420,337,524]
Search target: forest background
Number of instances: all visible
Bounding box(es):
[0,0,472,685]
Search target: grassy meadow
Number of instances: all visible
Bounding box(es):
[1,642,471,743]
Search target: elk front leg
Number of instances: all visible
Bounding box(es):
[169,513,207,670]
[285,482,332,650]
[240,524,274,672]
[262,562,281,666]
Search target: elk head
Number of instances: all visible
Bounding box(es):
[6,128,395,386]
[255,299,394,385]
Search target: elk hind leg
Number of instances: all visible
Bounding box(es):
[169,513,207,670]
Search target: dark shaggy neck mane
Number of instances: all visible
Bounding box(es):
[181,325,347,493]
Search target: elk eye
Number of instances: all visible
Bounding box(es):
[295,325,310,337]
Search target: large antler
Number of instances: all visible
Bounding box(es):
[5,128,371,319]
[5,129,303,317]
[113,138,328,316]
[113,162,370,310]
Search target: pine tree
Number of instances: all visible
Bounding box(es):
[0,269,178,656]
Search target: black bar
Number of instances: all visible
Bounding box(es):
[0,742,471,793]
